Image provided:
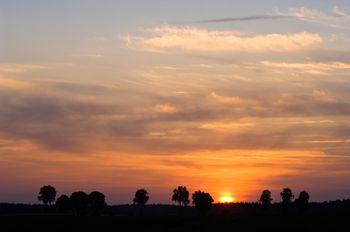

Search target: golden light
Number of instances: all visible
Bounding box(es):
[219,193,235,203]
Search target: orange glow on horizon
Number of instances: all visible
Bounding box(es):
[219,192,235,203]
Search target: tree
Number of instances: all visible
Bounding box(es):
[280,188,294,210]
[172,186,190,207]
[295,190,310,212]
[89,191,106,215]
[133,189,149,206]
[55,194,71,212]
[280,188,294,203]
[133,189,149,216]
[259,189,272,210]
[70,191,89,215]
[38,185,56,206]
[192,190,214,215]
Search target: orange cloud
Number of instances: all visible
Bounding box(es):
[0,76,33,89]
[126,26,323,53]
[261,61,350,75]
[208,92,257,106]
[0,64,47,73]
[136,104,178,115]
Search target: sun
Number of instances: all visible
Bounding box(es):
[219,193,235,203]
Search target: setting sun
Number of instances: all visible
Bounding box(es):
[219,193,235,203]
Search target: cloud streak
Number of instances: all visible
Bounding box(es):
[188,15,294,24]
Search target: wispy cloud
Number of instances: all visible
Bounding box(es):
[333,5,350,18]
[188,6,350,30]
[188,15,293,24]
[260,61,350,75]
[0,64,47,73]
[272,6,350,29]
[207,92,257,106]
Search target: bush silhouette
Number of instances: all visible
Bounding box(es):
[192,190,214,215]
[55,194,71,212]
[295,190,310,212]
[172,186,190,207]
[259,189,272,210]
[70,191,89,215]
[89,191,106,215]
[38,185,56,208]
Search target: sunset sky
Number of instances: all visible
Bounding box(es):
[1,0,350,204]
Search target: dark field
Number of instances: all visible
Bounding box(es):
[1,213,349,232]
[1,202,350,231]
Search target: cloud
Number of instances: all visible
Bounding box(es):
[188,15,293,24]
[1,72,350,204]
[333,5,350,18]
[207,92,257,106]
[189,6,350,30]
[136,104,178,115]
[0,77,33,89]
[273,7,327,21]
[153,104,178,114]
[81,54,104,58]
[260,61,350,75]
[126,26,323,53]
[199,122,254,132]
[272,6,350,29]
[0,69,350,157]
[0,64,47,73]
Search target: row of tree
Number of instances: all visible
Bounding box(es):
[259,188,310,211]
[38,185,309,215]
[38,185,107,215]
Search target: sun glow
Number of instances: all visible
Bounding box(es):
[219,193,235,203]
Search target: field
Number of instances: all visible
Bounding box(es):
[1,203,349,231]
[1,213,349,232]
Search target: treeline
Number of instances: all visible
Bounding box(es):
[34,185,319,215]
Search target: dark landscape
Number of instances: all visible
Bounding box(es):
[1,202,350,231]
[1,185,350,231]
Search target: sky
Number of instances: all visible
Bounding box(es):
[1,0,350,204]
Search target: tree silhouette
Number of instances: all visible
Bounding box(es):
[259,189,272,210]
[133,189,149,206]
[89,191,106,216]
[38,185,56,207]
[280,188,294,210]
[280,188,294,203]
[172,186,190,207]
[70,191,89,216]
[192,190,214,215]
[133,189,149,216]
[295,190,310,212]
[55,194,71,212]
